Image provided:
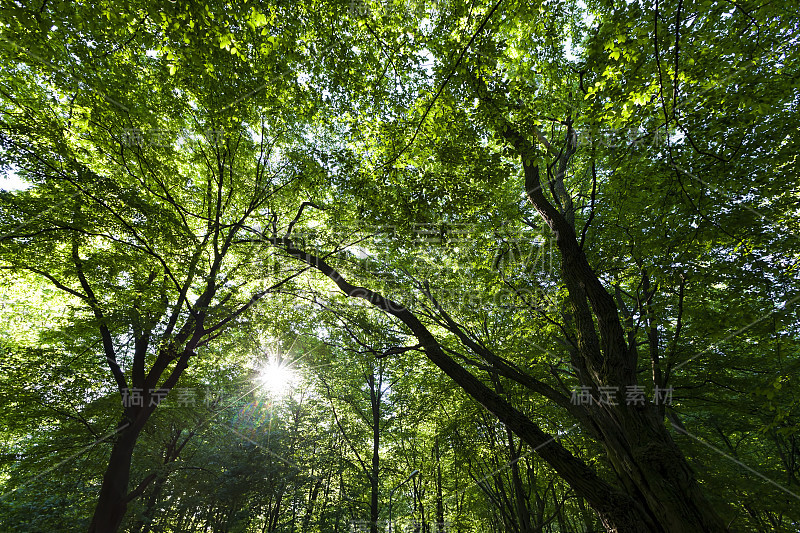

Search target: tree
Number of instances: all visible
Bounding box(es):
[253,0,799,530]
[2,0,799,531]
[0,0,330,529]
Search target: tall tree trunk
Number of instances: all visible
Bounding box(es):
[493,375,534,533]
[87,420,142,533]
[499,121,730,532]
[87,341,194,533]
[131,426,194,533]
[530,164,726,530]
[368,372,381,533]
[268,486,285,532]
[506,428,533,533]
[434,437,445,533]
[592,401,727,532]
[131,474,165,533]
[301,478,323,531]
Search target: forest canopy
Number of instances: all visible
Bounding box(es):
[0,0,799,532]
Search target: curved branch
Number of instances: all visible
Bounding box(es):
[268,236,651,527]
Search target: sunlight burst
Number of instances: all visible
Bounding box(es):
[256,358,296,396]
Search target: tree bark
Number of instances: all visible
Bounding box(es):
[88,342,194,532]
[368,372,381,533]
[500,123,729,532]
[434,437,445,533]
[87,420,142,533]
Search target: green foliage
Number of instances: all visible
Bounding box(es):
[1,0,799,531]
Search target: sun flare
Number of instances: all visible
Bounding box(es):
[256,359,296,395]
